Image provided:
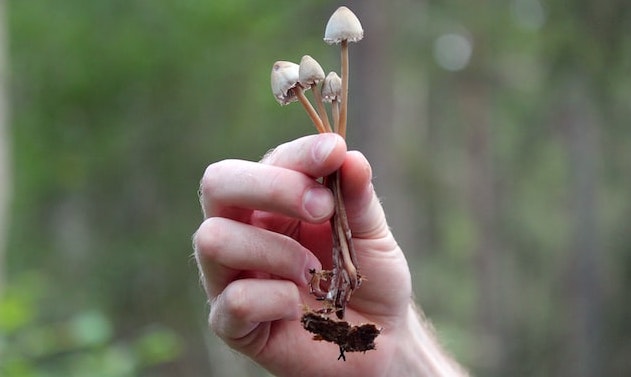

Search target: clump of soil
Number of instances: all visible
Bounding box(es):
[301,312,381,361]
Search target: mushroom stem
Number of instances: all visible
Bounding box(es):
[295,87,326,134]
[311,85,333,133]
[331,100,340,133]
[332,170,359,288]
[327,170,360,319]
[338,40,349,138]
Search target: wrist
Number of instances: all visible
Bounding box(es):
[386,302,468,377]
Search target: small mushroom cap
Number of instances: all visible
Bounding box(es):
[323,6,364,44]
[321,71,342,102]
[299,55,326,87]
[271,61,300,105]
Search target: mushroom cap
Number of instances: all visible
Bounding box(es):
[271,61,300,105]
[299,55,326,87]
[323,6,364,44]
[321,71,342,102]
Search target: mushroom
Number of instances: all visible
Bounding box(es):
[299,55,331,132]
[270,60,300,105]
[322,7,364,317]
[271,61,325,133]
[270,7,366,323]
[321,71,342,133]
[324,6,363,138]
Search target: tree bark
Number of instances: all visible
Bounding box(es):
[346,0,422,258]
[458,74,506,375]
[558,79,604,377]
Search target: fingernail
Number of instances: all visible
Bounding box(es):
[303,186,333,221]
[313,133,337,163]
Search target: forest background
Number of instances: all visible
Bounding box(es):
[1,0,630,376]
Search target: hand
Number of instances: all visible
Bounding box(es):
[193,134,462,376]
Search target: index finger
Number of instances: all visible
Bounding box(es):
[261,133,346,177]
[198,134,346,221]
[199,160,333,222]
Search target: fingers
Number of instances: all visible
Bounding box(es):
[199,135,389,240]
[194,217,322,298]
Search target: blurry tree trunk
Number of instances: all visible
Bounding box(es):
[559,79,604,377]
[346,0,394,184]
[346,0,422,256]
[0,0,10,295]
[459,73,505,374]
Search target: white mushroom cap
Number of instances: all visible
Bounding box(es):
[321,71,342,102]
[271,61,301,105]
[323,6,364,44]
[299,55,326,87]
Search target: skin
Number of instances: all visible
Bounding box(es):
[193,133,467,376]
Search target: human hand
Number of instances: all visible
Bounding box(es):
[194,133,443,376]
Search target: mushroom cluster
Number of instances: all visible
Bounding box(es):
[270,6,379,360]
[271,6,362,137]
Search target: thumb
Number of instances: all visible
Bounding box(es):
[339,151,389,240]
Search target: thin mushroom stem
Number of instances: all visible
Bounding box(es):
[300,7,379,356]
[295,87,326,134]
[326,39,360,318]
[333,172,360,282]
[331,170,359,289]
[311,85,333,133]
[338,40,349,138]
[331,100,340,133]
[326,170,360,319]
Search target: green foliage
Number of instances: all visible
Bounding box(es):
[0,271,182,377]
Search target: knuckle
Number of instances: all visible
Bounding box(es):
[219,281,251,319]
[193,217,230,261]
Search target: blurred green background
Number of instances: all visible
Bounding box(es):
[1,0,630,376]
